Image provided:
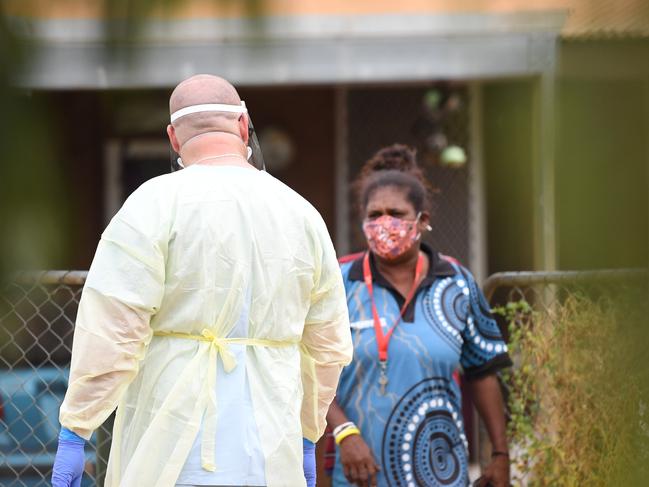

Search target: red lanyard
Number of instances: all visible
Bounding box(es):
[362,251,425,363]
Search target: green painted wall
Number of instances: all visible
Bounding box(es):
[483,80,536,273]
[556,78,648,269]
[556,40,649,270]
[482,40,649,274]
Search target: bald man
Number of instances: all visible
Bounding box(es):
[52,75,353,487]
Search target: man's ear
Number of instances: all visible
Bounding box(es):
[239,115,250,145]
[167,124,181,153]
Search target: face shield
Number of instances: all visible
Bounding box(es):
[169,101,266,172]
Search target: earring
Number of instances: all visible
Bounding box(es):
[425,224,433,231]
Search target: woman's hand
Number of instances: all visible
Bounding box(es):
[468,374,510,487]
[475,455,510,487]
[339,434,380,487]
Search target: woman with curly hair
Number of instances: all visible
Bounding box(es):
[327,144,511,487]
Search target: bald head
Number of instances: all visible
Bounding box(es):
[170,74,241,113]
[168,74,247,148]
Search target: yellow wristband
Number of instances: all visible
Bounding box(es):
[335,426,361,445]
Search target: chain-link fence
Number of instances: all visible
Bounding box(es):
[0,271,112,487]
[4,268,646,485]
[479,268,649,484]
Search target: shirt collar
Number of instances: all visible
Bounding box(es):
[346,242,457,284]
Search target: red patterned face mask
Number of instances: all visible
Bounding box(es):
[362,213,421,261]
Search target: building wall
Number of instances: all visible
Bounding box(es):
[481,39,649,274]
[239,86,336,236]
[482,80,536,273]
[37,86,336,270]
[12,0,649,39]
[4,0,570,19]
[556,40,649,270]
[31,91,105,270]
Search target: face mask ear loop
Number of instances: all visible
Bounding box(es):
[415,211,433,232]
[169,145,185,172]
[413,212,428,242]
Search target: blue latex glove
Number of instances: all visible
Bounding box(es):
[303,438,316,487]
[52,427,86,487]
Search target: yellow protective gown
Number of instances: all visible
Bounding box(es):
[59,165,353,487]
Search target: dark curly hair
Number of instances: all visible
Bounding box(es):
[353,144,433,215]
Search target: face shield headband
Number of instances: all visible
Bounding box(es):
[169,101,266,172]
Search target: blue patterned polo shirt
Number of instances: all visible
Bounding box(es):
[333,245,512,487]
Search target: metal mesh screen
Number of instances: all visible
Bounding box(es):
[0,272,111,487]
[346,84,470,262]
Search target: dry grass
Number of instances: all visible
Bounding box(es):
[497,287,649,486]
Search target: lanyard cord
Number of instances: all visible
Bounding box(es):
[363,251,425,363]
